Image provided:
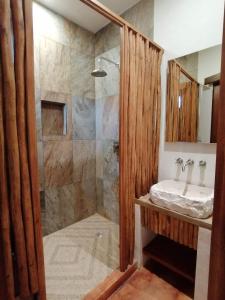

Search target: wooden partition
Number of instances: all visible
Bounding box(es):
[120,26,163,270]
[141,208,198,250]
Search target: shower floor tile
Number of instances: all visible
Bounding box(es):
[43,213,119,300]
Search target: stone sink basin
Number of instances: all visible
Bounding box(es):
[149,180,214,219]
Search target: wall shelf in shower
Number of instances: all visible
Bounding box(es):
[41,100,67,137]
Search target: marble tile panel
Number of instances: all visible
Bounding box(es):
[45,187,62,234]
[73,140,96,183]
[43,141,73,187]
[41,211,47,236]
[33,35,40,90]
[40,37,71,94]
[40,191,45,211]
[37,141,44,191]
[35,88,42,141]
[70,23,95,56]
[41,90,72,141]
[45,184,76,235]
[96,97,104,140]
[73,96,96,139]
[102,95,119,141]
[96,140,103,179]
[60,184,77,228]
[122,0,154,39]
[96,177,104,215]
[103,178,119,224]
[41,102,65,136]
[95,23,120,57]
[74,178,97,221]
[176,53,198,80]
[71,50,95,99]
[95,46,120,99]
[103,140,119,181]
[33,2,71,46]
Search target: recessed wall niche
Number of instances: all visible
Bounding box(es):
[41,100,67,136]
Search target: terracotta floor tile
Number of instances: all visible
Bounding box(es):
[109,283,151,300]
[109,268,191,300]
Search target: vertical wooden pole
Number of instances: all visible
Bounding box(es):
[0,59,15,300]
[23,0,46,298]
[0,0,30,296]
[119,25,129,271]
[11,0,39,293]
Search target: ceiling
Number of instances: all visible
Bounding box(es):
[36,0,141,33]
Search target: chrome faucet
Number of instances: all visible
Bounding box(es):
[182,159,194,172]
[176,158,183,166]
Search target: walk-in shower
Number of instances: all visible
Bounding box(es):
[91,56,120,77]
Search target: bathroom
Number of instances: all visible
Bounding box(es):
[0,0,224,300]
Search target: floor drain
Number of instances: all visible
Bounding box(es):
[96,232,103,238]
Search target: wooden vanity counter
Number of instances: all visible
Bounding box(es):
[135,195,212,230]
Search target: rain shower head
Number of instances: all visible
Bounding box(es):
[91,68,107,77]
[91,56,119,78]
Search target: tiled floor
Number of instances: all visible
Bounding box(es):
[109,268,192,300]
[43,214,119,300]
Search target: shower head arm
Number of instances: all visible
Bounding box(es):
[98,56,120,68]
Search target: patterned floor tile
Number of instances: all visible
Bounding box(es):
[44,214,119,299]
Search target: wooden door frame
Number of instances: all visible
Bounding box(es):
[208,6,225,300]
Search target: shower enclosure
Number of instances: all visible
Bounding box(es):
[33,2,121,298]
[33,2,121,235]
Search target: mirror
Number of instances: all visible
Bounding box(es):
[166,44,222,143]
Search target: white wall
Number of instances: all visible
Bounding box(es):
[198,45,222,84]
[154,1,223,188]
[198,86,213,143]
[194,228,212,300]
[154,0,224,58]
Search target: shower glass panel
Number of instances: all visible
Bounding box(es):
[33,1,120,298]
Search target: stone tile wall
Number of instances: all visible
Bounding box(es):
[95,47,120,223]
[34,0,155,234]
[33,2,96,235]
[95,0,154,56]
[94,0,154,224]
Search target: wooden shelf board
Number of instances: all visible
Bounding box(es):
[144,235,197,283]
[135,195,212,230]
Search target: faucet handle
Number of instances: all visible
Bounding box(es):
[185,159,194,166]
[199,160,206,167]
[176,158,183,165]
